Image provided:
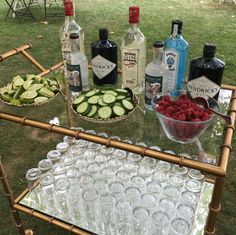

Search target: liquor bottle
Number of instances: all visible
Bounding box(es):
[66,33,89,99]
[188,43,225,100]
[121,6,146,95]
[60,0,84,62]
[164,20,188,91]
[91,28,118,86]
[144,41,168,110]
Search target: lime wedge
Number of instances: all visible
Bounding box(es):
[34,96,48,104]
[13,75,23,82]
[28,84,43,91]
[13,76,24,88]
[38,87,55,98]
[23,80,33,90]
[13,85,25,99]
[20,90,38,100]
[10,99,21,105]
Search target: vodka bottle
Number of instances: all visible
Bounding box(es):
[188,43,225,100]
[66,33,89,99]
[145,41,168,110]
[164,20,188,91]
[60,0,84,62]
[121,6,146,95]
[91,28,118,86]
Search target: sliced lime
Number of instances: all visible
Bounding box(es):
[23,80,33,90]
[38,87,55,98]
[28,84,43,91]
[1,93,12,102]
[34,96,48,104]
[13,76,24,88]
[20,90,38,100]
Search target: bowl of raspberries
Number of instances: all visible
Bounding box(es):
[151,90,221,144]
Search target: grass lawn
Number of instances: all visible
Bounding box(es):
[0,0,236,234]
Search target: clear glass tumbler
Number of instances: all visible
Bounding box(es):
[171,218,191,235]
[51,163,66,180]
[150,210,170,235]
[38,159,53,174]
[46,150,61,164]
[109,181,125,201]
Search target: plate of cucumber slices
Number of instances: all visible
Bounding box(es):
[0,74,60,107]
[72,87,138,123]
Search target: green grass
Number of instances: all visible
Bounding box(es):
[0,0,236,234]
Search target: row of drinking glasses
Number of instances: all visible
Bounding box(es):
[25,128,204,235]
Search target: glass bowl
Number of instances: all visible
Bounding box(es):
[151,90,220,144]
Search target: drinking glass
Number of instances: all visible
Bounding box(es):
[110,135,121,141]
[146,180,163,200]
[172,165,188,176]
[100,167,115,183]
[181,190,199,209]
[85,129,96,135]
[150,210,169,235]
[76,139,89,149]
[123,161,138,177]
[46,150,61,164]
[163,150,175,155]
[156,161,171,172]
[115,199,132,235]
[141,156,156,169]
[132,206,150,235]
[39,173,56,215]
[82,189,99,231]
[68,145,83,159]
[113,149,127,161]
[177,204,195,224]
[130,175,146,190]
[82,149,95,163]
[95,154,107,169]
[108,158,122,172]
[54,178,71,220]
[38,159,53,174]
[125,187,141,208]
[109,181,124,200]
[89,142,102,152]
[122,139,133,144]
[188,169,204,180]
[127,153,142,166]
[86,162,100,179]
[75,158,88,173]
[141,193,156,211]
[185,178,202,193]
[51,163,66,180]
[137,165,154,179]
[168,173,185,187]
[60,154,75,170]
[99,193,116,235]
[56,142,69,154]
[171,218,191,235]
[78,173,93,191]
[135,142,147,147]
[97,132,108,138]
[100,145,114,156]
[152,171,167,188]
[150,146,161,151]
[116,170,131,184]
[66,167,79,184]
[163,185,180,200]
[63,135,76,146]
[158,198,176,218]
[93,178,108,195]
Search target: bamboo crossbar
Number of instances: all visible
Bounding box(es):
[0,112,227,177]
[0,44,31,61]
[37,61,63,77]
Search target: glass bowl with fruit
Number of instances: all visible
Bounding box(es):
[151,90,221,144]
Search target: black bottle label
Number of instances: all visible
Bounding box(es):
[66,64,82,92]
[92,55,116,80]
[187,76,220,98]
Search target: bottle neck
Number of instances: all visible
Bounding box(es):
[65,15,75,23]
[129,23,139,32]
[153,48,163,62]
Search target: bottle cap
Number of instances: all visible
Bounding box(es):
[99,28,108,40]
[129,6,140,24]
[153,41,164,48]
[63,0,74,16]
[69,33,79,39]
[203,43,216,58]
[171,20,183,34]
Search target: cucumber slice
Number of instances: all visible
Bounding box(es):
[85,90,96,98]
[122,99,134,111]
[28,84,43,91]
[87,95,100,104]
[104,90,118,96]
[1,93,12,102]
[114,102,122,106]
[116,95,126,101]
[73,96,86,105]
[20,90,38,100]
[115,88,129,95]
[34,96,48,104]
[102,93,116,104]
[113,105,126,117]
[23,80,33,90]
[98,106,112,119]
[13,76,24,87]
[98,97,107,106]
[76,101,90,114]
[87,105,98,117]
[38,87,55,98]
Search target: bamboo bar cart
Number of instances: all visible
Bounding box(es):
[0,45,236,235]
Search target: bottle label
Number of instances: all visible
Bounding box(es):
[122,48,139,88]
[66,64,82,92]
[163,49,179,91]
[92,55,116,79]
[64,1,74,16]
[187,76,220,98]
[145,74,163,105]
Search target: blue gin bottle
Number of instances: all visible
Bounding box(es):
[164,20,189,91]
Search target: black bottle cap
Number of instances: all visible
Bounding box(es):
[171,20,183,34]
[99,28,108,40]
[69,33,79,39]
[153,41,164,48]
[203,43,216,58]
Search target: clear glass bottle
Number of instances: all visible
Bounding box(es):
[66,33,89,99]
[91,28,118,86]
[144,41,168,110]
[164,20,188,91]
[121,6,146,95]
[188,43,225,100]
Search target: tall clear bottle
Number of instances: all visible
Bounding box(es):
[60,0,84,62]
[121,6,146,95]
[164,20,188,91]
[144,41,168,110]
[66,33,89,99]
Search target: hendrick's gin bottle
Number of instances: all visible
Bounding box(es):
[188,43,225,100]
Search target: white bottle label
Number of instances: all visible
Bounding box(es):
[187,76,220,98]
[122,48,139,88]
[164,49,179,91]
[66,64,82,92]
[92,55,116,79]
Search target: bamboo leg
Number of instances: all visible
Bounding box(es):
[0,156,32,235]
[204,177,225,235]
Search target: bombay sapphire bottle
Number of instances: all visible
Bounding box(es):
[164,20,189,91]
